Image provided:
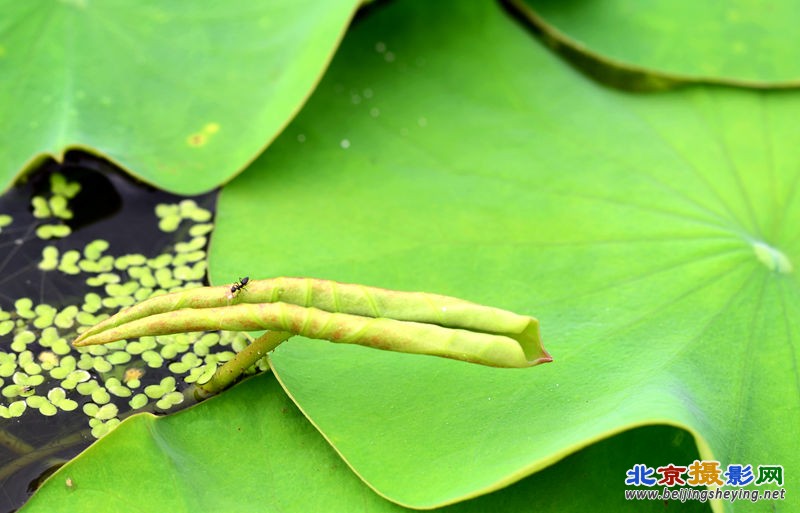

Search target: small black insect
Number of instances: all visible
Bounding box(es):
[229,276,250,296]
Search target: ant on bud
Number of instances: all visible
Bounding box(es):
[227,276,250,299]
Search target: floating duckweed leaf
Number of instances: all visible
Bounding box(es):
[91,388,111,405]
[129,394,148,409]
[157,215,182,233]
[95,403,118,421]
[46,386,66,403]
[8,400,26,417]
[25,395,46,409]
[39,401,58,416]
[156,391,184,410]
[114,254,146,270]
[3,384,25,399]
[0,321,13,336]
[37,351,58,370]
[14,299,35,319]
[50,339,72,356]
[38,246,59,271]
[85,274,120,288]
[30,197,50,218]
[83,240,110,261]
[75,380,99,396]
[21,362,41,375]
[106,351,132,366]
[48,195,72,220]
[189,224,214,237]
[49,173,80,198]
[148,255,173,269]
[141,351,164,369]
[32,305,56,329]
[90,418,120,439]
[35,223,71,240]
[53,306,78,329]
[57,250,81,274]
[10,333,32,353]
[144,385,164,400]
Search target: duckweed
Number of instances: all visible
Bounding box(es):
[48,195,73,220]
[141,350,164,368]
[10,334,32,354]
[157,215,182,233]
[128,394,149,410]
[0,320,14,337]
[39,246,60,270]
[54,306,79,329]
[76,380,100,396]
[82,402,99,417]
[106,351,132,365]
[188,223,213,237]
[156,391,184,410]
[50,173,81,198]
[57,249,81,274]
[14,299,35,319]
[31,196,51,218]
[114,253,147,270]
[0,194,267,443]
[50,338,72,355]
[37,351,59,369]
[91,388,111,405]
[76,311,107,326]
[83,239,110,261]
[86,273,121,287]
[174,236,206,253]
[105,381,132,398]
[33,304,57,329]
[148,254,172,269]
[91,418,121,439]
[143,384,165,399]
[8,400,27,417]
[129,393,148,409]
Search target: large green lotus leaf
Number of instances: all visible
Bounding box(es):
[207,0,798,510]
[0,0,358,194]
[514,0,800,86]
[21,373,705,513]
[20,375,400,513]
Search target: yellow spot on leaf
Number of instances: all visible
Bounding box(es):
[187,122,220,147]
[187,133,206,147]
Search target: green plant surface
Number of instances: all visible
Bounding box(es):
[20,373,707,513]
[19,374,397,513]
[515,0,800,86]
[72,277,550,369]
[0,0,359,194]
[204,0,794,510]
[16,0,798,511]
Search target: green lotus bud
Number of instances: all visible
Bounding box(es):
[73,278,551,368]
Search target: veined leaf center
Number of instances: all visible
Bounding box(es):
[752,241,793,274]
